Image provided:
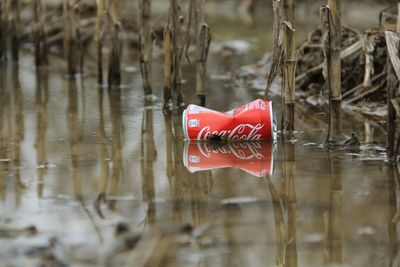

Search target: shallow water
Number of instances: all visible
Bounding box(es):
[0,1,396,267]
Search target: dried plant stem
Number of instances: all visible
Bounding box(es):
[164,0,184,108]
[194,0,211,107]
[385,31,399,161]
[108,22,123,87]
[33,0,48,66]
[10,0,20,61]
[163,25,173,106]
[0,0,8,62]
[95,0,105,85]
[264,0,283,97]
[322,0,342,143]
[283,0,296,132]
[64,0,82,75]
[107,1,123,87]
[139,0,152,94]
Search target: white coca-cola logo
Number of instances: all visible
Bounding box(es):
[196,123,264,140]
[196,142,264,160]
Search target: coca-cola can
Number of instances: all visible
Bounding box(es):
[183,141,275,177]
[182,99,276,141]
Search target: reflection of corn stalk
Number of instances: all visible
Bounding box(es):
[12,66,26,206]
[140,98,157,225]
[324,153,342,263]
[35,69,49,198]
[95,91,109,218]
[265,176,286,266]
[33,0,48,66]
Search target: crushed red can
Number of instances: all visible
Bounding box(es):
[182,99,275,141]
[183,141,274,177]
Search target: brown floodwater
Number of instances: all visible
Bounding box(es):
[0,1,396,267]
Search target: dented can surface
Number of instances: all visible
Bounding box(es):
[182,99,275,141]
[183,141,274,177]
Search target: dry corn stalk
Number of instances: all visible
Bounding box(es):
[0,0,8,61]
[10,0,20,61]
[163,0,185,109]
[282,0,296,132]
[108,1,123,87]
[33,0,48,66]
[139,0,152,94]
[194,0,211,107]
[321,0,342,143]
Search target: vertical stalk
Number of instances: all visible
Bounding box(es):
[108,1,122,87]
[387,56,397,161]
[33,0,48,66]
[10,0,20,61]
[283,0,296,132]
[194,0,211,107]
[138,0,152,95]
[64,0,79,75]
[163,24,173,107]
[0,0,8,62]
[164,0,184,109]
[322,0,342,143]
[95,0,105,85]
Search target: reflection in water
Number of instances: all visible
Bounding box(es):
[12,66,25,207]
[108,89,125,210]
[95,90,110,217]
[0,67,10,202]
[183,141,275,177]
[35,69,49,198]
[324,152,343,264]
[283,142,297,267]
[67,79,82,200]
[141,98,157,225]
[388,165,398,266]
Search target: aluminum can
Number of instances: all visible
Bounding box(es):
[183,141,274,177]
[182,99,275,141]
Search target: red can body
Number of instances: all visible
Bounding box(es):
[182,99,275,141]
[183,141,274,177]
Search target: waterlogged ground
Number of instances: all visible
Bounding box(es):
[0,1,397,267]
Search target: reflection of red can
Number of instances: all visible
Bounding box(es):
[182,99,275,141]
[183,141,274,177]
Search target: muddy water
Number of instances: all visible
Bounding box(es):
[0,2,396,267]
